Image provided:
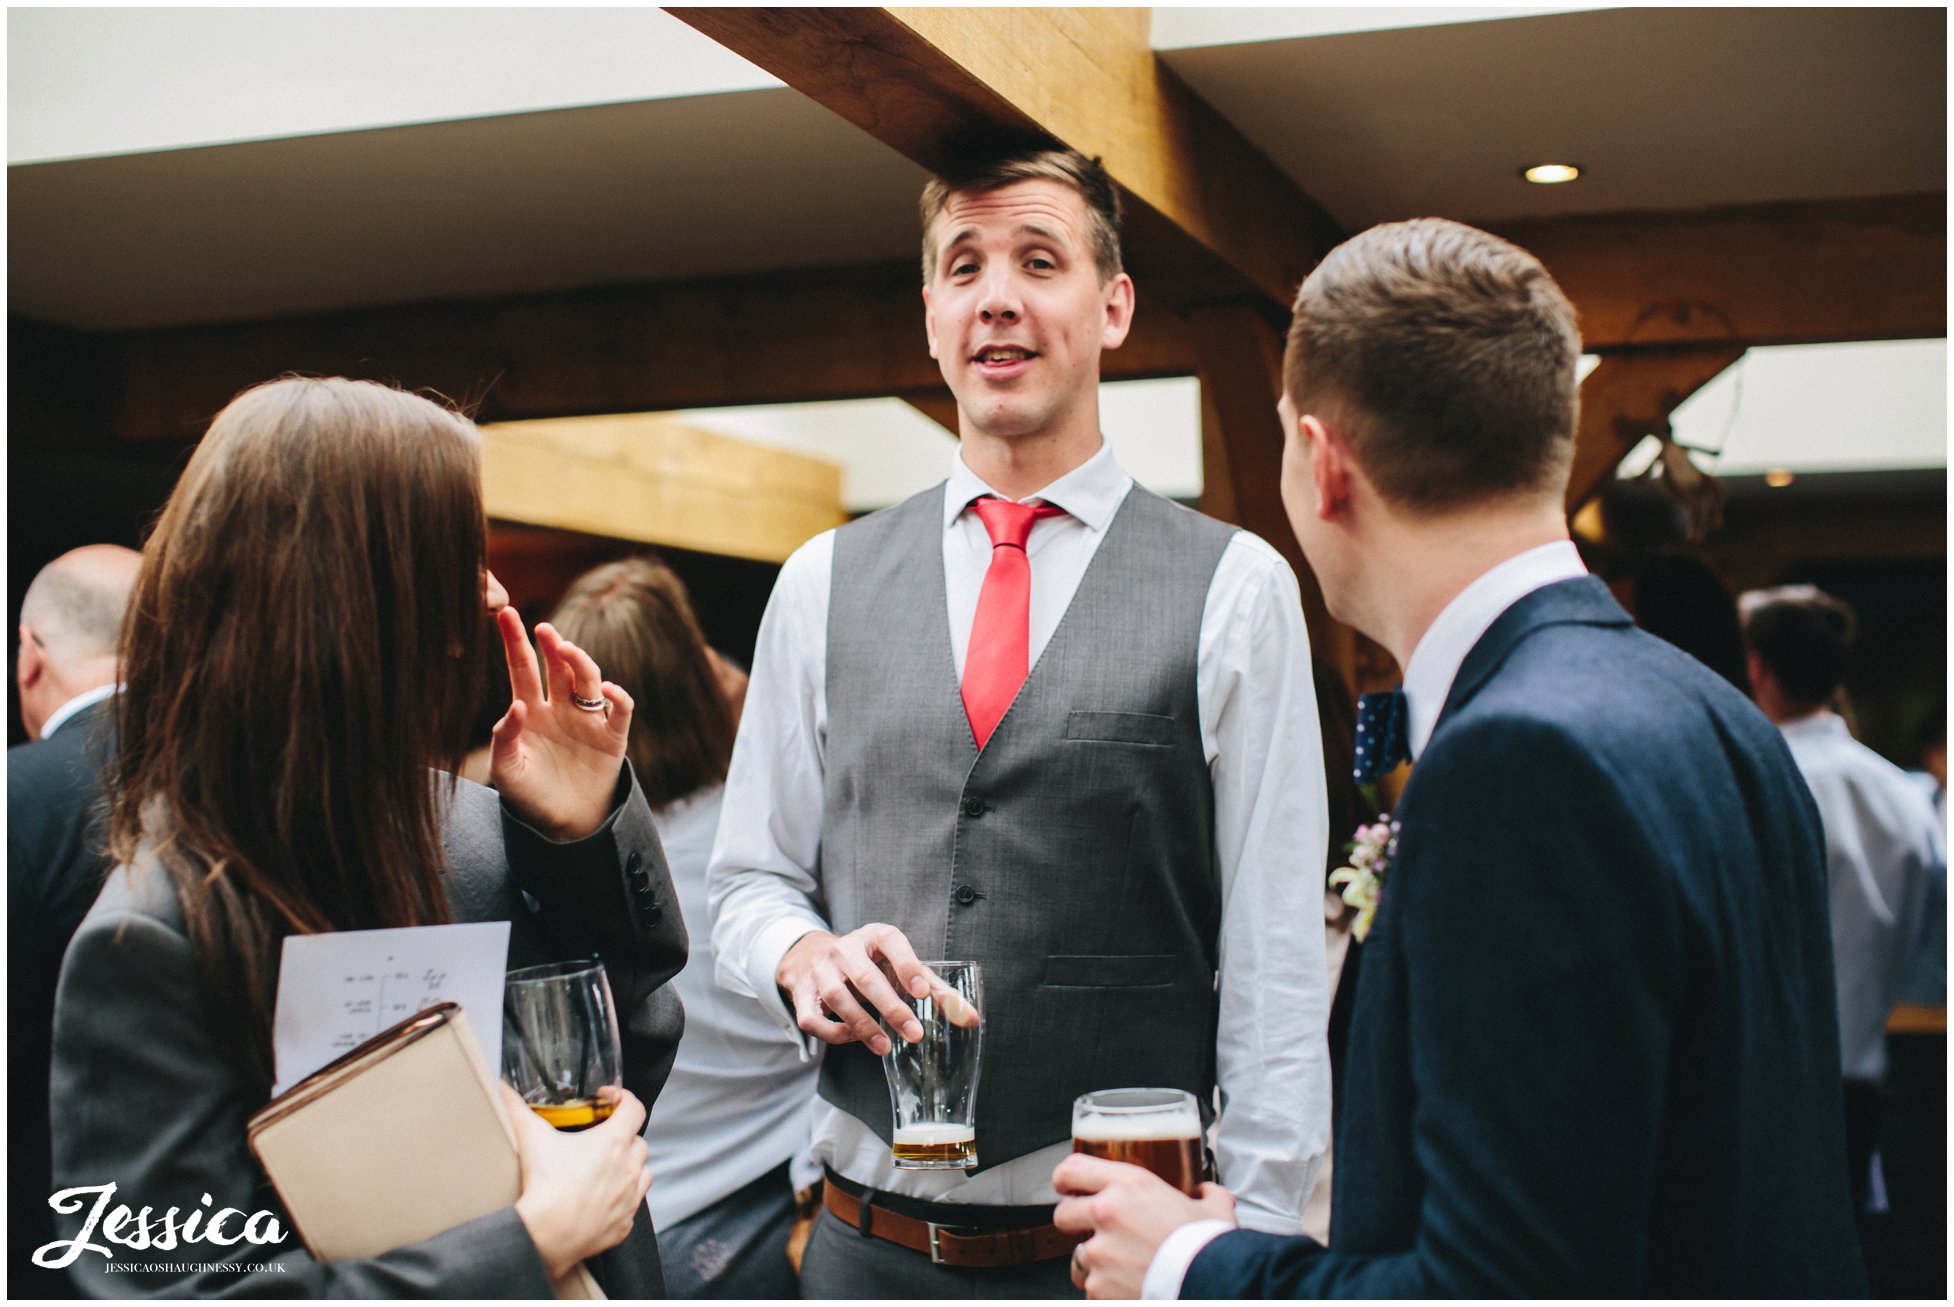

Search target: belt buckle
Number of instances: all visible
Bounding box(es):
[926,1220,983,1266]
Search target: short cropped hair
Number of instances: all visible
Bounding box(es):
[1285,218,1582,513]
[1740,585,1857,706]
[919,148,1124,284]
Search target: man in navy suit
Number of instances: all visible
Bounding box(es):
[10,543,142,1297]
[1052,219,1864,1296]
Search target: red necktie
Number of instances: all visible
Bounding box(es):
[962,496,1067,749]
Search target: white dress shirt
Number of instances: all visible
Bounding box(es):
[1776,711,1947,1082]
[39,683,119,740]
[1143,539,1586,1297]
[642,785,821,1232]
[708,440,1331,1232]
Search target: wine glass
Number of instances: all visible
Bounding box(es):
[502,959,622,1130]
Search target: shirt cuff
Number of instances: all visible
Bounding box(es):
[751,915,828,1056]
[1143,1219,1236,1299]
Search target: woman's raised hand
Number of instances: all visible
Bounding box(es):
[488,606,635,841]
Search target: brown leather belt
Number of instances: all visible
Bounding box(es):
[821,1174,1083,1268]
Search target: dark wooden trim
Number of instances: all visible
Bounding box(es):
[1495,193,1946,351]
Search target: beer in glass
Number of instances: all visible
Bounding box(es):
[881,961,983,1169]
[503,959,623,1131]
[1071,1087,1203,1196]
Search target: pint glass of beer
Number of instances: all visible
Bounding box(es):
[1071,1088,1204,1196]
[880,961,983,1169]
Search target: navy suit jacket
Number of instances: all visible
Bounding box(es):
[8,699,114,1299]
[1186,577,1865,1297]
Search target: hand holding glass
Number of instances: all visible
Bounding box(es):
[880,961,984,1169]
[503,959,622,1131]
[1071,1088,1204,1196]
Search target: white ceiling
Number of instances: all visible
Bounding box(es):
[8,89,928,329]
[5,7,1945,489]
[1150,5,1619,49]
[8,6,1942,330]
[6,8,780,164]
[1159,6,1945,228]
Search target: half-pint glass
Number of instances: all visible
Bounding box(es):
[1071,1087,1204,1195]
[880,960,983,1169]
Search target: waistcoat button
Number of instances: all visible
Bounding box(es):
[954,884,978,906]
[962,797,986,817]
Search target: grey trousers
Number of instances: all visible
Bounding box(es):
[799,1207,1081,1300]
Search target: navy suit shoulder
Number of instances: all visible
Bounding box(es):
[1187,577,1863,1298]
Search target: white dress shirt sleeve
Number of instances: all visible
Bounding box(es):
[1143,1219,1238,1299]
[707,531,838,1047]
[1200,533,1333,1232]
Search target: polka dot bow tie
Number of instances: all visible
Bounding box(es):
[1353,688,1410,786]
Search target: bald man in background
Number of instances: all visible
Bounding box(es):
[10,544,142,1295]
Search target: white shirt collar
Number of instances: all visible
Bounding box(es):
[1401,541,1587,759]
[1777,709,1849,744]
[40,682,119,740]
[941,438,1130,532]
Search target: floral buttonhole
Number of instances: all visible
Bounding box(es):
[1329,815,1400,942]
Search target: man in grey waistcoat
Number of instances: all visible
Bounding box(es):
[707,146,1332,1297]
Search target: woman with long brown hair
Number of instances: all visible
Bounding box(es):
[48,377,685,1296]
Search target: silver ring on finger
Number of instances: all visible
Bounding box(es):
[570,689,607,712]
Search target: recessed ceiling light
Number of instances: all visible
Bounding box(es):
[1522,163,1582,185]
[1764,468,1795,488]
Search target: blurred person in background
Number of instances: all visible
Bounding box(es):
[10,542,142,1298]
[53,377,684,1297]
[1594,481,1748,692]
[1740,585,1947,1226]
[553,556,818,1299]
[1906,709,1945,835]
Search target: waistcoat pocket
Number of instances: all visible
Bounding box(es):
[1064,711,1177,747]
[1042,954,1177,988]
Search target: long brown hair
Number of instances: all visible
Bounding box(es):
[108,377,490,1083]
[549,557,733,808]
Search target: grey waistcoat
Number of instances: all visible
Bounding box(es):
[821,481,1236,1171]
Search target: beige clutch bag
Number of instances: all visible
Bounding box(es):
[247,1002,601,1299]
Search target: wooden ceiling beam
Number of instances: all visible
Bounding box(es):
[1565,346,1747,512]
[1495,193,1945,351]
[670,7,1342,311]
[86,261,1198,442]
[480,412,846,564]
